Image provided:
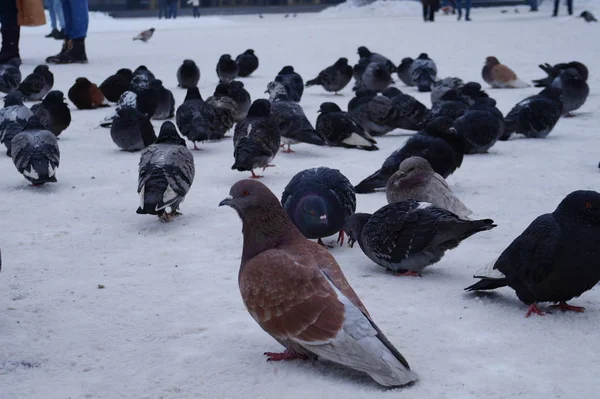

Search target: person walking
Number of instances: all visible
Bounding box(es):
[45,0,65,39]
[168,0,178,19]
[529,0,538,12]
[46,0,89,64]
[456,0,472,21]
[187,0,200,18]
[0,0,20,64]
[421,0,440,22]
[553,0,573,16]
[158,0,169,19]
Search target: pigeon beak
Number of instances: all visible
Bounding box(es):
[219,196,233,207]
[319,215,328,224]
[264,89,268,94]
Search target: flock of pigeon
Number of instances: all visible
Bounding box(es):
[1,38,599,389]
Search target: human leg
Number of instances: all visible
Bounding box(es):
[464,0,471,20]
[47,0,88,64]
[553,0,559,16]
[567,0,573,15]
[0,0,20,63]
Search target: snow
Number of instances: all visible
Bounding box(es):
[2,2,600,398]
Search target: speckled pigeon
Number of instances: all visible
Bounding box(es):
[410,53,437,93]
[150,79,175,120]
[353,62,393,93]
[316,102,378,151]
[213,81,251,122]
[381,87,429,131]
[216,54,238,83]
[18,65,53,101]
[453,100,504,154]
[30,90,71,137]
[431,77,463,105]
[306,58,353,94]
[348,89,402,136]
[110,106,156,152]
[0,91,33,156]
[503,86,563,140]
[0,59,21,94]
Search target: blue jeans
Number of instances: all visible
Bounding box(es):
[529,0,538,10]
[456,0,471,12]
[168,2,178,18]
[45,0,65,30]
[60,0,88,39]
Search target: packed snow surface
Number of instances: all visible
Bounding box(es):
[2,2,600,398]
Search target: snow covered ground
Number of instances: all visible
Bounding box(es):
[2,2,600,398]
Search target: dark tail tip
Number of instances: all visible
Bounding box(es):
[354,171,386,194]
[464,278,508,292]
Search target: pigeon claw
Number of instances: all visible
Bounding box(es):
[282,144,295,153]
[250,170,263,179]
[394,271,421,277]
[337,230,345,246]
[525,303,546,318]
[264,350,307,362]
[550,301,585,313]
[317,238,333,248]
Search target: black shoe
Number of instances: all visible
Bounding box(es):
[46,29,58,38]
[47,38,88,64]
[46,39,70,63]
[53,30,66,40]
[0,26,21,64]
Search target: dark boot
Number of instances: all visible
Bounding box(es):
[53,30,66,40]
[46,29,58,38]
[465,9,471,21]
[46,39,70,63]
[47,38,88,64]
[567,0,573,15]
[0,27,21,65]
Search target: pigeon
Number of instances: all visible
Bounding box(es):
[0,59,21,94]
[316,102,378,151]
[30,90,71,137]
[354,62,394,93]
[137,121,195,222]
[482,57,529,89]
[579,10,597,22]
[150,79,175,120]
[213,81,251,122]
[503,86,563,140]
[344,201,495,276]
[386,157,472,218]
[99,90,138,128]
[68,77,109,110]
[177,59,200,89]
[396,58,414,87]
[381,87,430,131]
[354,117,464,193]
[282,167,356,246]
[532,61,588,88]
[133,28,155,42]
[427,90,470,122]
[100,68,132,103]
[356,46,396,74]
[129,82,157,120]
[465,190,600,317]
[10,116,60,185]
[131,66,156,88]
[410,53,437,93]
[216,54,239,83]
[266,81,326,152]
[551,68,589,116]
[275,66,304,103]
[110,106,156,151]
[431,77,464,105]
[231,99,280,178]
[306,58,353,94]
[18,65,54,101]
[219,179,418,387]
[348,89,402,136]
[235,49,259,77]
[0,91,33,156]
[457,82,489,106]
[453,103,504,154]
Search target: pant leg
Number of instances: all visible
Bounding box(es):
[553,0,559,15]
[465,0,471,12]
[54,0,65,30]
[45,0,58,30]
[61,0,88,39]
[429,6,435,21]
[422,4,428,21]
[567,0,573,15]
[0,0,19,27]
[529,0,538,11]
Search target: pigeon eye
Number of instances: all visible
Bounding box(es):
[242,190,250,197]
[585,202,593,209]
[310,211,316,216]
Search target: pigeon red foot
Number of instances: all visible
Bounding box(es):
[264,350,308,362]
[262,164,276,170]
[525,303,546,318]
[282,144,295,153]
[193,142,202,151]
[550,301,585,313]
[250,170,263,179]
[337,230,345,246]
[394,271,421,277]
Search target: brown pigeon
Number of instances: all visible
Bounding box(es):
[482,57,529,89]
[68,77,109,110]
[133,28,155,43]
[219,179,418,388]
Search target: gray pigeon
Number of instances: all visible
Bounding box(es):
[282,167,356,246]
[130,66,155,90]
[466,190,600,317]
[348,89,402,136]
[410,53,437,93]
[110,106,156,151]
[176,59,200,89]
[99,90,138,128]
[0,91,33,156]
[356,46,396,74]
[133,28,155,42]
[579,11,597,22]
[453,100,504,154]
[396,58,414,87]
[18,65,54,101]
[216,54,238,83]
[11,116,60,185]
[214,81,251,122]
[503,86,563,140]
[305,58,353,94]
[232,99,280,178]
[354,62,394,93]
[427,90,470,122]
[381,87,430,131]
[386,157,472,218]
[551,68,589,116]
[137,121,195,222]
[150,79,175,120]
[0,59,21,94]
[316,102,378,151]
[30,90,71,137]
[344,201,495,276]
[235,49,259,77]
[431,77,464,105]
[275,66,304,103]
[266,81,326,152]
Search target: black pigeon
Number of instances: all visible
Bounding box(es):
[579,11,597,22]
[131,66,156,89]
[551,68,589,116]
[306,58,353,94]
[282,167,356,246]
[10,116,60,185]
[431,77,464,105]
[30,90,71,137]
[18,65,54,101]
[68,77,109,110]
[213,81,251,122]
[150,79,175,120]
[356,46,396,74]
[110,106,156,151]
[427,90,470,122]
[177,59,200,89]
[348,89,402,136]
[232,99,280,179]
[0,91,33,156]
[216,54,239,83]
[266,81,326,152]
[316,102,377,151]
[503,86,563,140]
[354,117,464,193]
[275,66,304,103]
[457,81,489,106]
[353,62,394,93]
[453,103,504,154]
[466,190,600,317]
[133,28,155,42]
[0,59,21,94]
[137,121,195,222]
[410,53,437,93]
[532,61,588,88]
[381,87,430,131]
[396,57,414,87]
[100,68,132,103]
[345,201,495,276]
[235,49,259,77]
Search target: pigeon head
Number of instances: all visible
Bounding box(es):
[560,68,584,81]
[355,88,377,98]
[297,195,330,230]
[247,99,271,118]
[33,65,50,75]
[357,46,371,58]
[75,77,92,87]
[556,190,600,224]
[423,117,455,135]
[230,81,245,90]
[387,157,433,194]
[399,57,413,67]
[156,121,185,146]
[460,82,487,97]
[117,68,132,78]
[184,87,203,102]
[135,65,149,73]
[43,90,65,104]
[25,115,43,130]
[182,59,196,66]
[265,81,288,101]
[398,156,433,176]
[417,53,429,60]
[382,87,402,98]
[372,64,390,80]
[485,57,500,66]
[335,58,349,67]
[4,90,25,106]
[279,66,295,75]
[116,106,138,118]
[214,82,231,97]
[244,49,255,55]
[565,62,588,81]
[343,213,372,248]
[318,102,342,114]
[220,54,233,61]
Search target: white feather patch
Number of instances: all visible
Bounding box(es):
[417,202,432,209]
[48,164,56,177]
[342,133,371,147]
[162,185,177,203]
[24,166,39,179]
[473,258,506,279]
